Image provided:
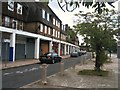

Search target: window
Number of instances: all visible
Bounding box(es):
[48,27,51,35]
[12,19,17,29]
[18,21,23,30]
[53,29,55,36]
[56,20,57,26]
[45,26,47,34]
[40,24,43,32]
[42,9,45,19]
[57,22,60,28]
[47,13,49,21]
[8,0,14,11]
[58,32,60,38]
[17,3,22,14]
[56,31,57,37]
[53,18,55,25]
[5,16,10,27]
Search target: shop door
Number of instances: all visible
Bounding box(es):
[41,42,49,54]
[15,43,25,60]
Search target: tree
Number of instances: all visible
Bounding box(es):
[66,28,78,44]
[57,0,118,14]
[74,8,117,71]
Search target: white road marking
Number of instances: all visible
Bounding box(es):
[16,71,23,74]
[29,67,39,71]
[4,72,13,76]
[3,67,39,76]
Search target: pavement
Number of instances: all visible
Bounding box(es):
[22,54,119,89]
[0,55,70,70]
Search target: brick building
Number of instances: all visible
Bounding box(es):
[0,1,80,62]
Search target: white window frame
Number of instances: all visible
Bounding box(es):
[47,13,49,21]
[56,31,57,37]
[5,16,10,27]
[58,32,60,38]
[56,20,57,26]
[42,9,45,19]
[19,21,23,30]
[53,29,55,36]
[48,27,51,35]
[53,18,55,25]
[45,26,47,34]
[40,24,43,32]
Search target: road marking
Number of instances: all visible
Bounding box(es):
[28,67,39,71]
[16,71,23,74]
[4,72,13,76]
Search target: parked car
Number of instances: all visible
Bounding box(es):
[39,52,62,64]
[78,51,86,55]
[70,52,79,57]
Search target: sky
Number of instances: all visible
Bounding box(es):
[48,0,119,45]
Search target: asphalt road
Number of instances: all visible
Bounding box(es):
[2,55,85,89]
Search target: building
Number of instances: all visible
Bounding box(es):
[0,1,80,62]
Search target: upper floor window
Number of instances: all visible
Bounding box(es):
[53,29,55,36]
[48,27,51,35]
[45,26,47,34]
[17,3,22,15]
[57,22,60,28]
[40,24,43,32]
[56,31,57,37]
[5,16,10,27]
[53,18,55,25]
[42,9,45,19]
[58,32,60,38]
[56,20,57,26]
[8,0,14,11]
[18,21,23,30]
[12,19,17,29]
[47,13,50,21]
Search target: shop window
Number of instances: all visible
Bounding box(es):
[5,16,10,27]
[8,0,14,11]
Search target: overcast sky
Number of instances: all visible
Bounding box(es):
[48,0,119,44]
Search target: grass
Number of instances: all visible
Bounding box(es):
[78,69,109,77]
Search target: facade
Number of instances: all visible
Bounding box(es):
[0,1,80,62]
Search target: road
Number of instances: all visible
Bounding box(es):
[2,55,85,88]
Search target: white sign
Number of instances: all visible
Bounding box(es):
[17,3,22,15]
[8,0,14,11]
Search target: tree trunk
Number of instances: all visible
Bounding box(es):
[95,45,101,71]
[95,52,101,71]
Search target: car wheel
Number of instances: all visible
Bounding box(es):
[53,60,55,64]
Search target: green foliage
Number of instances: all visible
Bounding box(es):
[74,9,117,70]
[57,0,117,14]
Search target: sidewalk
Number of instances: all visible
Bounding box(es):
[1,55,70,70]
[22,54,119,88]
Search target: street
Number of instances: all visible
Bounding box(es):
[2,56,83,88]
